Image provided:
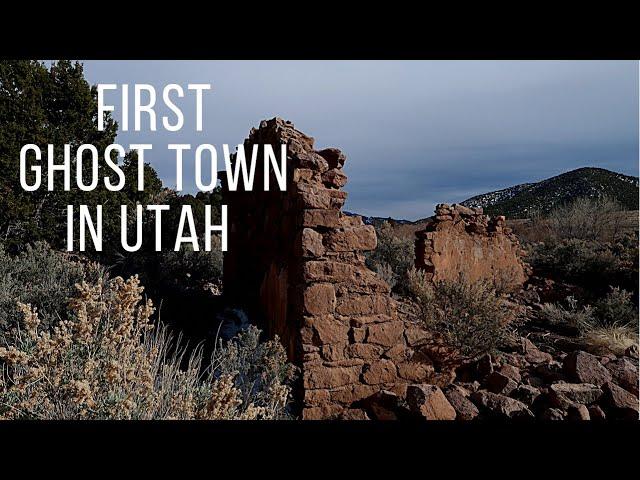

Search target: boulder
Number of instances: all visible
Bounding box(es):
[563,351,612,387]
[539,408,565,421]
[470,390,534,419]
[520,337,553,364]
[511,385,541,406]
[548,383,602,407]
[601,382,639,420]
[444,385,479,421]
[406,384,457,420]
[339,409,370,420]
[499,364,522,383]
[588,405,607,420]
[485,372,518,396]
[363,390,403,420]
[567,404,591,421]
[605,358,639,396]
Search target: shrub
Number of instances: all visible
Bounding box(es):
[592,287,638,328]
[157,235,224,294]
[540,289,639,356]
[531,196,625,242]
[406,269,519,359]
[527,233,638,299]
[539,296,594,331]
[0,242,106,337]
[0,276,296,420]
[366,222,414,292]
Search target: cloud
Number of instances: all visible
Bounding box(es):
[79,60,639,220]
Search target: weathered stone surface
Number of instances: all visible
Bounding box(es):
[521,337,553,365]
[470,391,534,419]
[539,408,565,421]
[301,209,341,228]
[548,383,602,407]
[605,358,639,396]
[324,226,377,252]
[362,359,398,385]
[303,283,336,315]
[304,316,349,345]
[499,364,522,383]
[563,351,612,387]
[336,294,395,316]
[366,321,405,347]
[317,147,346,169]
[339,408,370,420]
[406,385,457,420]
[299,228,326,257]
[414,206,529,292]
[567,404,591,421]
[404,324,431,347]
[512,385,541,406]
[601,382,639,420]
[397,353,435,382]
[303,363,362,389]
[485,372,518,396]
[588,405,607,420]
[348,343,384,360]
[444,385,479,420]
[322,168,348,188]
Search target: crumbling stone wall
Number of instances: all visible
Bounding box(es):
[223,118,428,419]
[415,203,529,292]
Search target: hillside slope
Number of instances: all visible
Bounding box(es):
[461,167,639,218]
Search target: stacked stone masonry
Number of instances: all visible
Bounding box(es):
[223,119,429,419]
[415,203,530,292]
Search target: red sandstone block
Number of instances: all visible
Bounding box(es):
[329,384,379,405]
[302,283,336,315]
[303,363,362,389]
[317,147,346,169]
[292,168,322,184]
[349,314,394,327]
[298,228,325,257]
[302,404,344,420]
[348,343,384,360]
[304,315,349,344]
[303,388,330,407]
[321,343,348,362]
[322,168,348,188]
[362,359,398,385]
[301,209,341,228]
[324,225,377,252]
[329,190,348,209]
[366,321,405,347]
[297,151,329,172]
[335,293,395,316]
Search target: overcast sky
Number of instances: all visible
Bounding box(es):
[80,60,639,220]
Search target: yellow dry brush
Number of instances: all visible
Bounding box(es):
[0,276,295,420]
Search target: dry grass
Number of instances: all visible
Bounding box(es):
[581,325,638,356]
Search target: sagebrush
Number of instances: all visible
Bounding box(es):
[0,242,106,338]
[0,275,296,420]
[406,267,519,359]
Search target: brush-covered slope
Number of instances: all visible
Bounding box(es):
[461,167,639,218]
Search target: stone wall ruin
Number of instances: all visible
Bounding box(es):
[222,118,430,419]
[222,119,529,419]
[415,203,530,292]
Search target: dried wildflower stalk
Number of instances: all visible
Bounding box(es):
[0,276,296,420]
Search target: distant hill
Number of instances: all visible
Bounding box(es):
[461,167,639,218]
